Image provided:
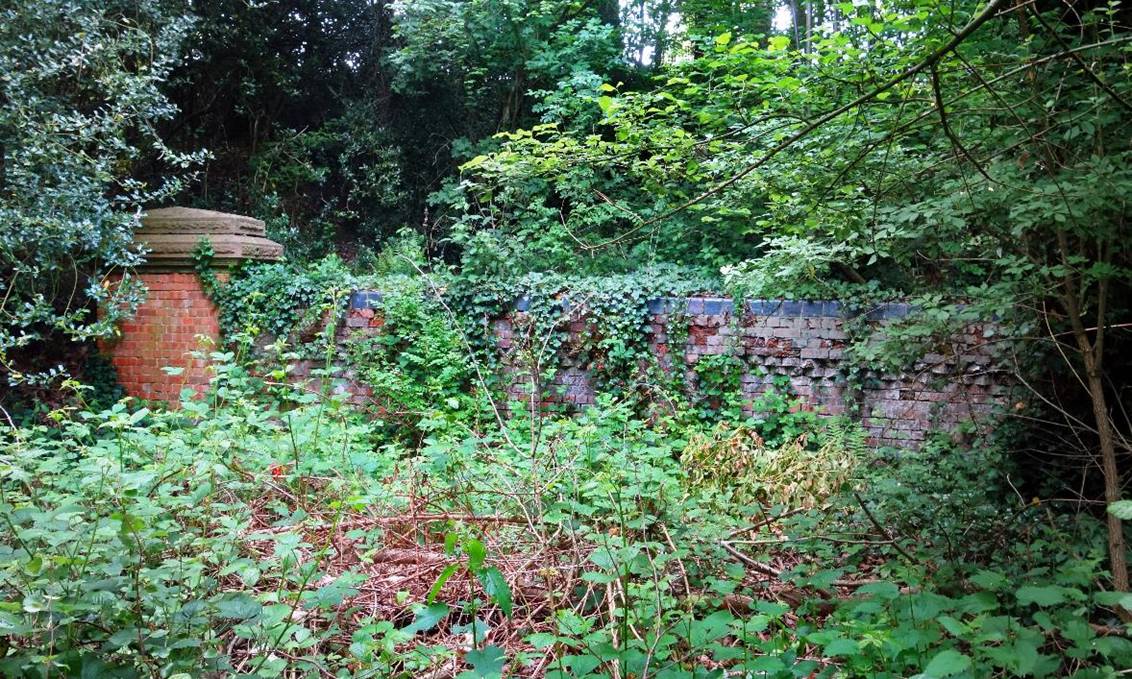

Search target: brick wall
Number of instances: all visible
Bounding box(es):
[337,294,1005,447]
[108,283,1004,444]
[101,273,221,403]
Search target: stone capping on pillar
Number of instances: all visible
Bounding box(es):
[135,207,283,269]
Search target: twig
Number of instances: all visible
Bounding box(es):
[852,490,917,564]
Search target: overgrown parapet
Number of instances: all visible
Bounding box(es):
[334,291,1008,448]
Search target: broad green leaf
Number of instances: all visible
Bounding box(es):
[1107,501,1132,520]
[215,593,261,620]
[477,566,513,617]
[922,649,971,677]
[459,644,506,678]
[403,603,449,635]
[1016,585,1067,607]
[823,638,859,657]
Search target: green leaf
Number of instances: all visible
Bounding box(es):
[462,155,489,170]
[128,407,150,425]
[823,638,860,657]
[968,569,1007,591]
[1016,585,1067,607]
[768,35,790,50]
[690,610,734,646]
[714,31,732,46]
[215,593,261,620]
[23,556,43,576]
[477,566,513,618]
[597,96,613,113]
[922,649,971,677]
[526,632,558,649]
[403,603,449,634]
[559,653,601,677]
[460,644,506,678]
[857,580,900,599]
[1096,591,1132,612]
[1107,501,1132,520]
[465,538,487,571]
[428,563,460,604]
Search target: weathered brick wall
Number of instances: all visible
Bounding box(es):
[101,273,221,403]
[267,289,1009,445]
[335,293,1005,447]
[654,298,1001,447]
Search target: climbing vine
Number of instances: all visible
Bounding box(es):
[192,241,354,354]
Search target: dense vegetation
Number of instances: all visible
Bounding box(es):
[1,0,1130,676]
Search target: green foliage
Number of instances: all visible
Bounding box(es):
[345,275,484,445]
[0,0,202,384]
[448,265,719,404]
[7,0,1132,673]
[211,256,354,345]
[3,350,1129,676]
[0,356,383,675]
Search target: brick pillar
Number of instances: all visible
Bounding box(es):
[101,208,281,404]
[103,273,222,402]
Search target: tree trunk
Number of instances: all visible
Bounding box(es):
[1058,232,1130,619]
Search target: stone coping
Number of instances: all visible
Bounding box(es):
[347,290,916,320]
[135,207,283,268]
[141,207,268,236]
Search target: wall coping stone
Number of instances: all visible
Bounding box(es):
[348,290,919,320]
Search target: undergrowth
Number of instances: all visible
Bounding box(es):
[1,348,1129,678]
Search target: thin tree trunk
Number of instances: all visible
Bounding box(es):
[1058,232,1129,619]
[805,0,814,53]
[788,0,801,49]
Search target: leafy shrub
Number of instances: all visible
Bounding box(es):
[346,275,485,445]
[0,0,202,387]
[0,358,381,676]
